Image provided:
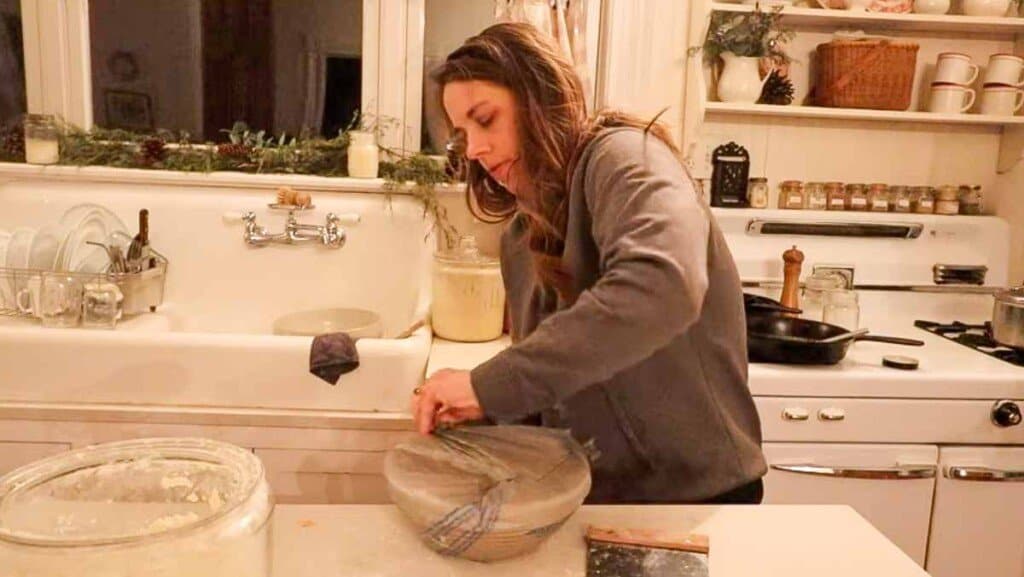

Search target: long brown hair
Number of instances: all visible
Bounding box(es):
[432,22,678,301]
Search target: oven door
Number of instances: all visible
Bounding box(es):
[763,443,938,566]
[926,446,1024,577]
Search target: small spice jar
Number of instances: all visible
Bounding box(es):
[23,114,60,165]
[825,182,846,211]
[845,183,869,211]
[868,183,890,212]
[912,186,935,214]
[890,185,912,213]
[747,177,769,209]
[935,185,960,215]
[778,180,806,210]
[959,185,982,215]
[805,182,828,211]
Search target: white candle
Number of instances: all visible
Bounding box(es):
[25,137,59,165]
[347,131,379,178]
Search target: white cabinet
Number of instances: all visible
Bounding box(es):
[763,443,938,566]
[926,446,1024,577]
[0,441,70,475]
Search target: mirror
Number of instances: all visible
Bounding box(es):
[421,0,496,155]
[0,0,25,129]
[88,0,363,141]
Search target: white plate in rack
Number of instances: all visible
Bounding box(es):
[59,212,112,273]
[27,224,68,272]
[60,204,128,235]
[0,230,11,307]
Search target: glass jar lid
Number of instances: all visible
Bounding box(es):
[435,235,499,268]
[0,438,264,548]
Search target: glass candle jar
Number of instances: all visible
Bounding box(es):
[778,180,805,210]
[24,114,60,165]
[845,183,869,211]
[347,130,380,178]
[890,185,912,213]
[747,177,769,209]
[0,438,274,577]
[805,182,828,211]
[825,182,846,211]
[868,183,890,212]
[912,186,935,214]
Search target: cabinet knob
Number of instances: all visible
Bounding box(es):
[818,407,845,421]
[992,400,1022,428]
[782,407,810,421]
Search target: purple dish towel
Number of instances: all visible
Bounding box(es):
[309,332,360,385]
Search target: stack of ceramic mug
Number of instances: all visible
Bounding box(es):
[928,52,1024,116]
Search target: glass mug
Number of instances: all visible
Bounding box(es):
[40,274,84,328]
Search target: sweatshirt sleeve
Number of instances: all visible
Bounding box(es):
[470,129,711,421]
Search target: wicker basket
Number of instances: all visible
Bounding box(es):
[814,38,920,111]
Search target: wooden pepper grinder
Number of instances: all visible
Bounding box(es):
[780,245,804,317]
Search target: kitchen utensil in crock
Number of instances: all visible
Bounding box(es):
[747,315,924,365]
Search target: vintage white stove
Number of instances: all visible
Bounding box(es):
[716,208,1024,577]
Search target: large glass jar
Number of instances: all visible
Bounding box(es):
[433,235,506,342]
[935,185,960,215]
[801,272,845,323]
[0,438,274,577]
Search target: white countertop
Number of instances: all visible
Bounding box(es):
[429,291,1024,400]
[271,504,926,577]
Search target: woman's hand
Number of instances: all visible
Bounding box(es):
[411,369,484,435]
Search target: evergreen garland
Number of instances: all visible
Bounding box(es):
[0,116,462,245]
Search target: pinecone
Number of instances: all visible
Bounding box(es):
[0,122,25,161]
[139,137,167,165]
[216,142,253,160]
[759,70,795,106]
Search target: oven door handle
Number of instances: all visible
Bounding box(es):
[770,463,937,480]
[945,466,1024,482]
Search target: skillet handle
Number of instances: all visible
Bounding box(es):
[855,335,925,347]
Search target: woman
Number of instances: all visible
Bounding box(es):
[413,22,766,504]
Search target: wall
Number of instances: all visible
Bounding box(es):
[88,0,202,136]
[993,150,1024,285]
[271,0,362,136]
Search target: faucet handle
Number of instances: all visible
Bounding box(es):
[222,211,255,224]
[329,212,361,225]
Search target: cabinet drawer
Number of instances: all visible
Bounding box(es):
[0,442,71,475]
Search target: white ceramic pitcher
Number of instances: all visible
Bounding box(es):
[717,52,773,104]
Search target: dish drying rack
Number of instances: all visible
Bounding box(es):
[0,250,168,319]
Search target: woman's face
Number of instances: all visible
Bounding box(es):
[442,80,524,195]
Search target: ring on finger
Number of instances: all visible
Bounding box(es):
[413,386,423,395]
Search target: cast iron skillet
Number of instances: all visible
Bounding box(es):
[747,315,924,365]
[744,293,801,316]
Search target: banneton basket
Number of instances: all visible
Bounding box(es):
[814,38,920,111]
[384,425,591,562]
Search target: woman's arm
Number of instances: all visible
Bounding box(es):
[470,129,711,421]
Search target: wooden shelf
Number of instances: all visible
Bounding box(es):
[705,101,1024,126]
[710,3,1024,35]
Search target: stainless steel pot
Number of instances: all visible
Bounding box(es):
[992,286,1024,350]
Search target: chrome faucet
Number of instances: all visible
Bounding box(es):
[236,209,359,249]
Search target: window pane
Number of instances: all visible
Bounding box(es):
[88,0,362,141]
[421,0,495,154]
[0,0,26,129]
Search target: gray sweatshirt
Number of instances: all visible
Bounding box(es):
[470,127,766,503]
